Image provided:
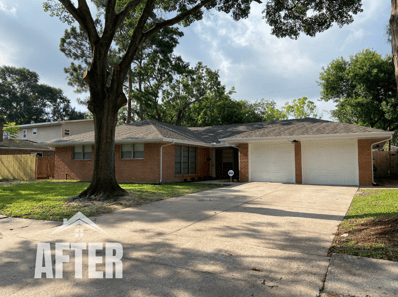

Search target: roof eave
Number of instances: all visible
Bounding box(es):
[39,137,232,148]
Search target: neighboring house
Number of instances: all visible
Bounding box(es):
[16,119,94,143]
[41,118,394,186]
[0,139,54,156]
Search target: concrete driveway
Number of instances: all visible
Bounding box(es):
[0,182,357,296]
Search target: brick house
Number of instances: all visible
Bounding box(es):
[42,118,393,186]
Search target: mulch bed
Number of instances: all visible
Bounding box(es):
[328,215,398,261]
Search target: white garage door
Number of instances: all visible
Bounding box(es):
[301,140,359,186]
[249,142,295,183]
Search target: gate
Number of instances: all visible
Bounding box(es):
[373,151,398,179]
[35,156,55,180]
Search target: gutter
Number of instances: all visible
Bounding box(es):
[38,137,233,148]
[219,131,395,143]
[371,136,393,185]
[160,141,175,183]
[0,147,54,151]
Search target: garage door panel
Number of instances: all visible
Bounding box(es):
[302,140,358,186]
[250,142,295,183]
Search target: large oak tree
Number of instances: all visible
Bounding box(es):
[44,0,364,200]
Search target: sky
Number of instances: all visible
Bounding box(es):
[0,0,392,121]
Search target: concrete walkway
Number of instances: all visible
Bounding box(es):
[0,182,358,296]
[321,254,398,297]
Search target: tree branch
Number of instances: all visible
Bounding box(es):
[114,0,143,29]
[101,0,143,51]
[141,0,213,43]
[104,0,117,34]
[59,0,99,47]
[118,0,156,81]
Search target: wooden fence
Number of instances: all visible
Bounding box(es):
[373,151,398,179]
[0,155,54,180]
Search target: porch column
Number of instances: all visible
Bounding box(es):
[294,142,302,184]
[238,143,249,182]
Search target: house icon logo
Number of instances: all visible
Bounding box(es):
[51,212,108,237]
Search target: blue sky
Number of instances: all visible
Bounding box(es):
[0,0,392,121]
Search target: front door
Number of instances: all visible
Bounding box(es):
[216,147,239,179]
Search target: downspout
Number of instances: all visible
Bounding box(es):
[371,137,392,184]
[160,141,175,183]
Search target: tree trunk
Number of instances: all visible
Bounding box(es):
[139,74,144,120]
[127,70,132,124]
[75,92,127,201]
[390,1,398,92]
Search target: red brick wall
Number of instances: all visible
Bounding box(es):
[0,149,54,156]
[238,143,249,182]
[294,142,302,184]
[54,146,94,180]
[55,143,211,183]
[358,138,391,186]
[115,143,161,183]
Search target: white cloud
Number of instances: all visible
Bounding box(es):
[193,5,318,80]
[342,0,388,44]
[0,42,16,66]
[0,0,16,15]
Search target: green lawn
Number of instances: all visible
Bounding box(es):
[329,189,398,261]
[0,181,222,221]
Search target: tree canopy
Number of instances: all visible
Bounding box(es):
[0,66,84,125]
[317,49,398,131]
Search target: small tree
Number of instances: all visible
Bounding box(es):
[3,123,20,147]
[282,97,322,119]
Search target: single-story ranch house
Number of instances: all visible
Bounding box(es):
[41,118,394,186]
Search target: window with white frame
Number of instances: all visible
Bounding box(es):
[64,129,70,136]
[121,143,144,159]
[22,129,27,139]
[175,146,196,175]
[32,128,37,136]
[73,145,92,160]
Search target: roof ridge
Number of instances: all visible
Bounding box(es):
[146,120,166,138]
[150,120,206,142]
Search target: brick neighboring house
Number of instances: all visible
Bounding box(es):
[41,118,393,186]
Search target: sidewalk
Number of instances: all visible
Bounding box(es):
[321,254,398,297]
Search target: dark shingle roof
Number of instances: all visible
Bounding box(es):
[216,118,386,140]
[46,120,207,145]
[44,118,390,146]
